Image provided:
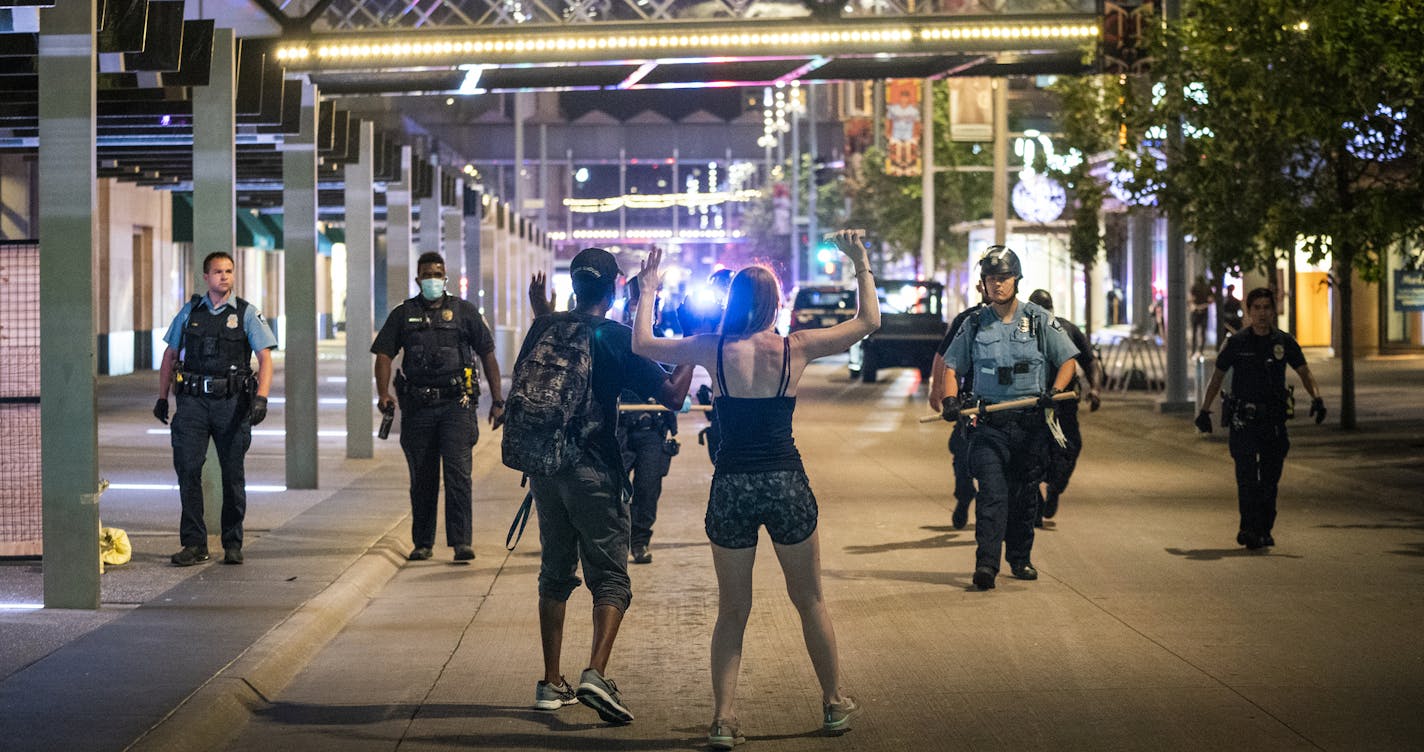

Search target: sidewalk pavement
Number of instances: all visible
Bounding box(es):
[1,347,1420,751]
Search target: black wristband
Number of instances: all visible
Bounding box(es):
[489,399,505,408]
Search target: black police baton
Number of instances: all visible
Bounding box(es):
[918,390,1078,423]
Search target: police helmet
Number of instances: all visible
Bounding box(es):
[1028,289,1054,311]
[979,245,1022,280]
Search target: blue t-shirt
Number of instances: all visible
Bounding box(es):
[162,293,279,353]
[943,299,1078,403]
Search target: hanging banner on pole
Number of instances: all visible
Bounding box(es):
[949,78,993,142]
[884,79,922,176]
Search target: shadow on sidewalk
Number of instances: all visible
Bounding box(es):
[1163,547,1304,561]
[843,532,974,555]
[824,567,971,588]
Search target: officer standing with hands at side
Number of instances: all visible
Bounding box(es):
[938,247,1079,590]
[373,252,504,562]
[1195,287,1324,550]
[155,251,278,566]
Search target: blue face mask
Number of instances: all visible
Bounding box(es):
[419,278,446,301]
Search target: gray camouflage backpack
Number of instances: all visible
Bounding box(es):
[501,316,602,476]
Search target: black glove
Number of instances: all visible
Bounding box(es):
[1194,409,1213,434]
[696,384,714,405]
[941,394,964,422]
[1037,391,1059,410]
[1087,390,1102,412]
[153,398,169,425]
[249,395,268,426]
[1309,397,1326,424]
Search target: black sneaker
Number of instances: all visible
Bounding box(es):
[1010,562,1038,581]
[1243,533,1266,550]
[972,566,996,590]
[408,546,433,561]
[453,544,475,561]
[951,500,970,530]
[630,545,652,564]
[1262,533,1275,547]
[576,667,634,724]
[170,545,210,567]
[223,547,244,565]
[1236,530,1250,546]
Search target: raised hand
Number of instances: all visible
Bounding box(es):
[528,271,556,316]
[639,247,665,300]
[829,229,870,270]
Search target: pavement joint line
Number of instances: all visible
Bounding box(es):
[123,516,413,752]
[1047,571,1330,752]
[395,539,520,746]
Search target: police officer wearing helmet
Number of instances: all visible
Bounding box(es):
[373,252,504,562]
[939,246,1079,590]
[155,251,278,567]
[1026,289,1103,525]
[1195,287,1324,550]
[619,273,679,565]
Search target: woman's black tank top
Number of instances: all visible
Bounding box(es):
[712,336,803,474]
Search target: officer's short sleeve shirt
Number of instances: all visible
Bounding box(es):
[162,294,278,352]
[944,301,1078,403]
[370,296,493,359]
[1215,329,1305,404]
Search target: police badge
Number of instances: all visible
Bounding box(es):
[442,309,454,322]
[226,313,239,329]
[1019,317,1031,333]
[1273,343,1285,360]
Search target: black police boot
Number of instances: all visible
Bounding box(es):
[1010,562,1039,581]
[1236,530,1249,546]
[1243,532,1266,550]
[171,545,210,567]
[631,545,652,565]
[951,500,970,530]
[1043,488,1060,519]
[453,544,475,562]
[972,566,996,590]
[408,546,433,561]
[1261,532,1275,547]
[223,547,243,565]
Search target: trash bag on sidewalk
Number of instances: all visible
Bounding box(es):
[100,526,132,572]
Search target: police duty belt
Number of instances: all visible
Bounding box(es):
[919,390,1079,449]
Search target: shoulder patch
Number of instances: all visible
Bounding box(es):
[1049,317,1063,330]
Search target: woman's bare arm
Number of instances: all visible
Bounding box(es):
[794,230,881,361]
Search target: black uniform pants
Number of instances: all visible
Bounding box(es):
[968,412,1051,572]
[947,423,975,505]
[1046,400,1082,495]
[172,393,252,549]
[624,426,672,548]
[1229,422,1290,536]
[399,397,478,548]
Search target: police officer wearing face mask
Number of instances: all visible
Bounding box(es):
[155,251,278,567]
[939,247,1079,590]
[1196,287,1324,550]
[373,252,504,562]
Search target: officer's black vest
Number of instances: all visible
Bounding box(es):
[398,295,474,387]
[181,295,253,376]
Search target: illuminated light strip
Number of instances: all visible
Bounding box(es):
[564,189,763,214]
[0,603,43,610]
[562,228,747,240]
[275,22,1098,63]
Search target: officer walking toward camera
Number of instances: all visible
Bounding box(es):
[928,282,985,530]
[620,274,679,564]
[155,251,277,567]
[938,247,1079,590]
[373,252,504,562]
[1027,289,1103,525]
[1196,287,1324,550]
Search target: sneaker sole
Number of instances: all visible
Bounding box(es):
[533,697,577,710]
[172,556,210,567]
[823,717,855,736]
[576,685,634,724]
[709,734,745,749]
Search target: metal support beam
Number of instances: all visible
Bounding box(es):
[790,103,801,284]
[283,81,319,489]
[807,83,818,267]
[387,146,413,309]
[920,77,935,277]
[992,77,1008,246]
[192,28,237,528]
[345,120,374,459]
[39,0,100,609]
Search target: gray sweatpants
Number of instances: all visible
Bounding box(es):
[529,454,632,612]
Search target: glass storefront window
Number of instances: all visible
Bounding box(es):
[1383,240,1424,349]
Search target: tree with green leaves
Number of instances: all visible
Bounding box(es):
[1121,0,1424,429]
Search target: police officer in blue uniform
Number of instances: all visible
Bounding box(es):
[940,247,1079,590]
[373,252,504,562]
[155,251,278,566]
[1196,287,1324,549]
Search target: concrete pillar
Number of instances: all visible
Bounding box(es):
[282,81,319,489]
[807,83,819,270]
[1161,215,1192,410]
[345,120,374,459]
[463,185,481,312]
[992,78,1008,246]
[419,159,440,258]
[386,146,412,309]
[1130,210,1153,335]
[192,28,236,529]
[790,105,801,284]
[920,78,935,277]
[443,177,465,297]
[39,0,100,609]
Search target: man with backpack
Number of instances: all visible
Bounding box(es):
[502,247,693,724]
